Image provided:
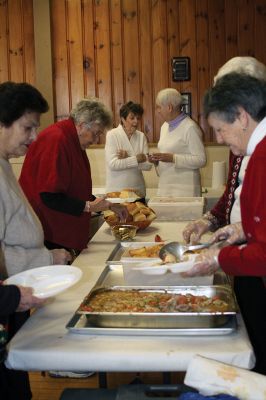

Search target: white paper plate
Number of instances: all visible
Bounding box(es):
[106,197,140,203]
[4,265,82,299]
[132,255,196,275]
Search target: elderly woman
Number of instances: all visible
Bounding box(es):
[183,57,266,244]
[0,82,71,277]
[105,101,152,201]
[20,98,128,257]
[183,72,266,375]
[148,88,206,197]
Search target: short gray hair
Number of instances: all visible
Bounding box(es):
[70,97,113,128]
[214,56,266,85]
[156,88,183,111]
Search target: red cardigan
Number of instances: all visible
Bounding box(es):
[220,135,266,276]
[19,119,92,250]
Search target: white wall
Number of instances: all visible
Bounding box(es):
[11,145,229,191]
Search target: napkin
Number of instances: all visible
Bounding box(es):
[212,161,226,188]
[184,355,266,400]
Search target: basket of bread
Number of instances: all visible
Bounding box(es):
[104,201,156,230]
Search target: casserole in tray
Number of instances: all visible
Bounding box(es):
[76,285,237,329]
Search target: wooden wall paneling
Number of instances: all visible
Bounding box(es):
[224,0,238,61]
[94,0,112,144]
[254,0,266,64]
[8,0,24,81]
[0,0,9,82]
[178,0,198,122]
[122,0,140,103]
[151,0,168,141]
[66,0,84,107]
[167,0,181,92]
[22,0,35,84]
[138,0,153,141]
[208,0,226,85]
[51,0,70,120]
[94,0,112,106]
[195,0,211,141]
[237,0,255,56]
[82,0,96,99]
[110,0,124,126]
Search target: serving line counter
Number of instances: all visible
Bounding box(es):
[6,221,255,373]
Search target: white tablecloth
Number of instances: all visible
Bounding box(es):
[6,221,255,372]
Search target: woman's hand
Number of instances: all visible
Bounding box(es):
[51,249,72,265]
[109,203,129,222]
[84,198,128,221]
[148,153,174,163]
[181,247,221,277]
[136,153,147,163]
[117,149,128,159]
[147,154,159,165]
[16,286,45,311]
[209,222,246,245]
[183,218,211,244]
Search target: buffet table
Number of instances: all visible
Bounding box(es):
[6,221,255,373]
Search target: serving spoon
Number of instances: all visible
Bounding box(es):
[159,241,225,262]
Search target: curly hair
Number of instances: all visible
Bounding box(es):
[0,81,49,127]
[119,101,144,119]
[70,97,113,129]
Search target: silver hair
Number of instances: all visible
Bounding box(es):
[214,56,266,85]
[156,88,183,111]
[70,97,113,128]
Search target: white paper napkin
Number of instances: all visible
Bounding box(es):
[184,355,266,400]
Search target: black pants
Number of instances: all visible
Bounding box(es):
[0,311,32,399]
[234,276,266,375]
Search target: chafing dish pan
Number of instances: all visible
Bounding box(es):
[76,285,237,329]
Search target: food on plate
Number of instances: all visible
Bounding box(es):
[106,188,141,199]
[155,234,163,242]
[164,253,178,263]
[104,202,156,227]
[128,244,163,258]
[80,289,230,313]
[106,191,121,198]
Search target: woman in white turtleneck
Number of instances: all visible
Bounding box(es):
[148,88,206,197]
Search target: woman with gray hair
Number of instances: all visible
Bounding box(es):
[148,88,206,197]
[183,73,266,375]
[20,98,128,258]
[183,57,266,244]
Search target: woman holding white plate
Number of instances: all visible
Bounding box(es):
[0,82,71,277]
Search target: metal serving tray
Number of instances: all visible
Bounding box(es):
[76,285,237,329]
[66,265,237,335]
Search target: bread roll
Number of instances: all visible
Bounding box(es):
[146,212,156,221]
[135,201,146,209]
[133,213,146,222]
[126,203,139,216]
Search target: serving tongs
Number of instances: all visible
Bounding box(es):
[159,241,225,262]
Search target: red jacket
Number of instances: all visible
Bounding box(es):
[220,135,266,276]
[19,119,92,250]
